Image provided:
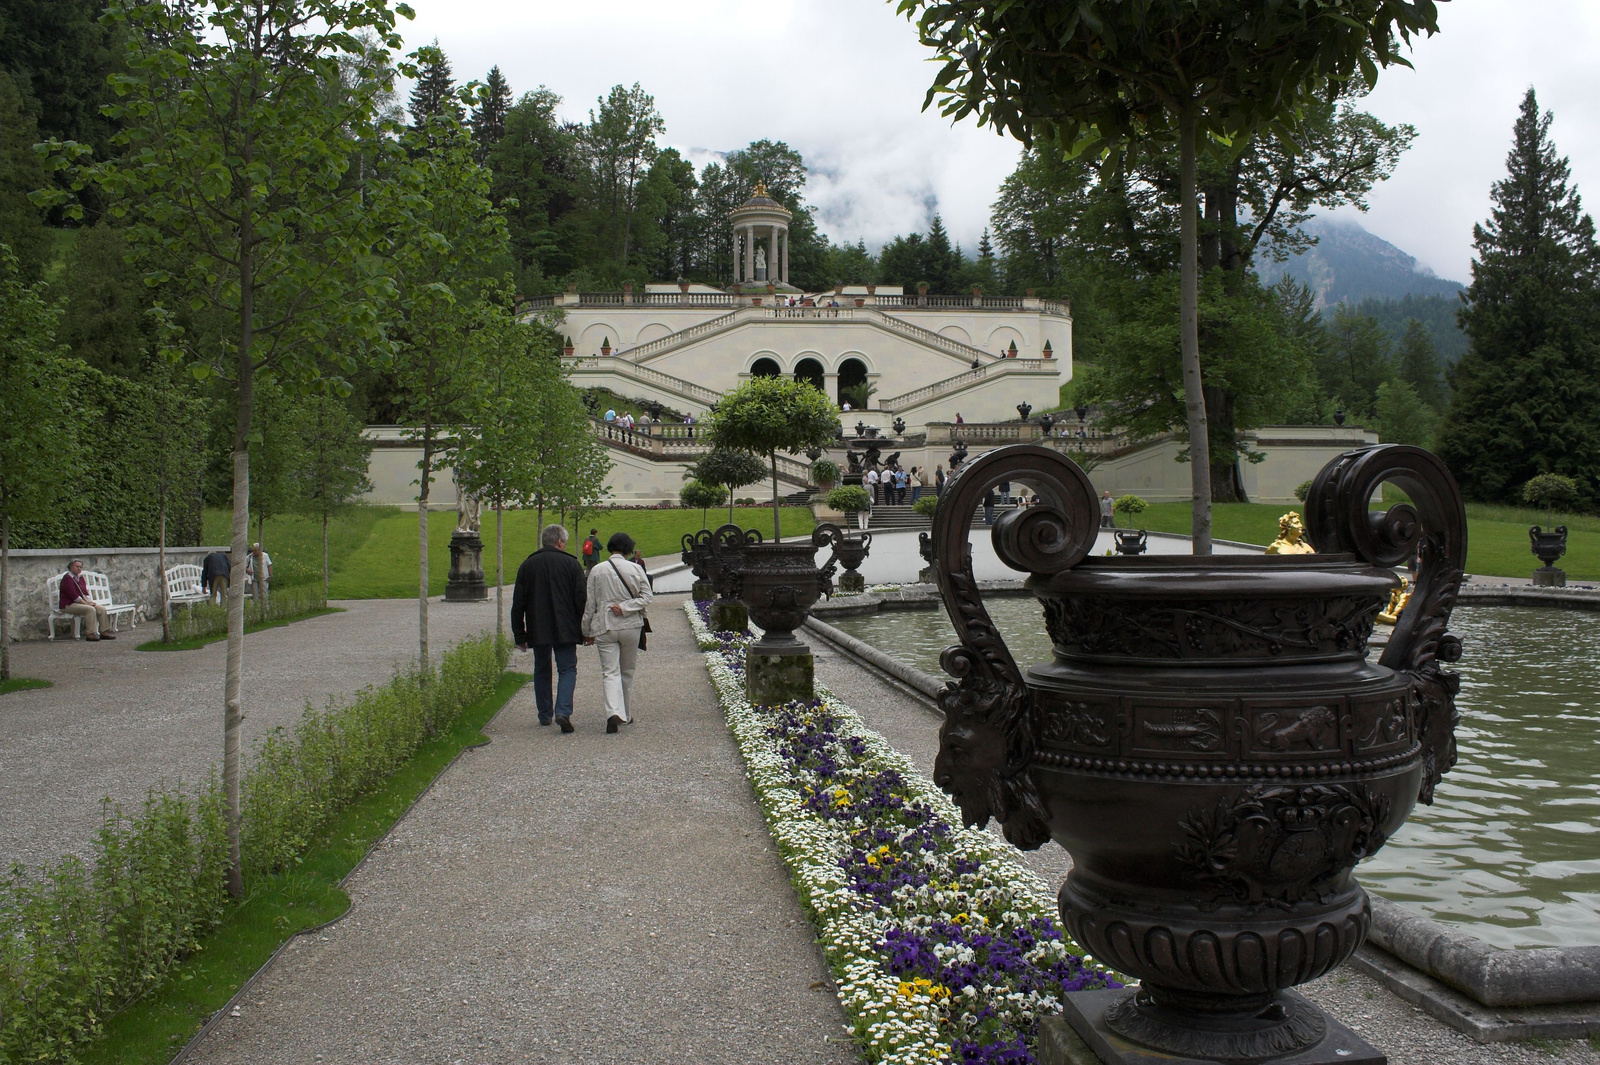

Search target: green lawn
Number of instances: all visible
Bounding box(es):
[1132,502,1598,580]
[0,677,52,696]
[205,505,816,599]
[82,671,529,1065]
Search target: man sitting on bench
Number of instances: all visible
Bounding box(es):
[60,559,115,641]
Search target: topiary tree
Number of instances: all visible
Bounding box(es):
[825,485,871,515]
[708,377,839,540]
[1294,480,1313,503]
[1522,473,1580,524]
[686,447,768,525]
[680,480,727,527]
[912,494,939,518]
[1115,494,1149,518]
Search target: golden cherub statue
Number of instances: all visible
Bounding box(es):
[1265,511,1315,555]
[1378,576,1412,624]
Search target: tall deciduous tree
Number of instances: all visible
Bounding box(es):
[0,246,80,680]
[295,393,372,600]
[1437,88,1600,505]
[455,312,548,639]
[708,377,837,541]
[583,82,663,266]
[48,0,406,896]
[901,0,1439,551]
[381,109,504,672]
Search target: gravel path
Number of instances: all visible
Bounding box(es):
[186,595,853,1065]
[1,593,506,867]
[809,637,1600,1065]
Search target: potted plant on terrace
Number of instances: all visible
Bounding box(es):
[826,484,872,530]
[812,458,840,491]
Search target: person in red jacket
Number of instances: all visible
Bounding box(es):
[59,560,114,641]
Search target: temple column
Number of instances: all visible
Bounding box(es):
[746,225,756,282]
[731,231,739,283]
[780,230,788,283]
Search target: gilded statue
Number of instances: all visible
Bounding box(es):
[1377,575,1412,625]
[1264,511,1315,555]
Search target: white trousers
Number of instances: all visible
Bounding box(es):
[594,628,639,722]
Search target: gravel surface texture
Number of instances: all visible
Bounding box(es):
[809,638,1600,1065]
[1,593,506,867]
[187,595,853,1065]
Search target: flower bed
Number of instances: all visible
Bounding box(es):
[686,601,1119,1064]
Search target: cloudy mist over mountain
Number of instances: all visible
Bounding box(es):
[1259,217,1466,309]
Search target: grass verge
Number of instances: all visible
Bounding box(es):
[135,607,344,652]
[0,677,52,695]
[79,670,529,1065]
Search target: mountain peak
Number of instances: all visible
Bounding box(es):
[1259,216,1465,307]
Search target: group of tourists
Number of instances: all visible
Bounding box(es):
[510,524,653,735]
[863,463,942,505]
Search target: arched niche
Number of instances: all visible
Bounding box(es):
[751,356,782,378]
[793,357,825,392]
[938,324,973,346]
[837,357,868,408]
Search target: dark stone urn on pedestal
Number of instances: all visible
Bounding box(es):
[817,525,872,594]
[708,524,761,632]
[1529,525,1568,587]
[739,525,840,705]
[682,529,719,601]
[928,443,1468,1065]
[445,532,488,601]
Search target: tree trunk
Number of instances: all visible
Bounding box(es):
[727,489,734,526]
[222,212,256,898]
[1179,108,1214,555]
[418,440,431,674]
[769,456,781,542]
[495,502,503,642]
[1,513,10,681]
[1204,384,1244,504]
[322,511,330,602]
[159,506,170,643]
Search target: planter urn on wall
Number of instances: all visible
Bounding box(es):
[928,443,1467,1065]
[738,526,839,704]
[1529,524,1568,587]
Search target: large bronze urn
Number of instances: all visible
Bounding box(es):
[1529,524,1568,587]
[707,524,761,632]
[816,525,872,593]
[681,529,719,601]
[929,444,1466,1064]
[737,526,839,704]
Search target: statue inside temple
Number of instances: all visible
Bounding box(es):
[754,244,767,280]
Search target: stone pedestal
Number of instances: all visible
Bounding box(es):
[1041,990,1384,1065]
[747,648,815,706]
[692,580,716,601]
[837,572,864,594]
[444,533,487,602]
[1532,567,1567,588]
[709,598,748,632]
[918,565,936,584]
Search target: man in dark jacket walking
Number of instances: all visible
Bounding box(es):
[511,524,588,732]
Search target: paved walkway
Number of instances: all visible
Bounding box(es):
[1,595,504,866]
[808,638,1599,1065]
[187,596,851,1065]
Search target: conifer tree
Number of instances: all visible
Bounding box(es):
[1438,88,1600,504]
[1395,318,1445,410]
[470,65,512,161]
[408,41,461,127]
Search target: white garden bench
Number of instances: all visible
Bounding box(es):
[165,563,209,615]
[46,571,140,640]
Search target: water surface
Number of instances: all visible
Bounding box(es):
[831,601,1600,948]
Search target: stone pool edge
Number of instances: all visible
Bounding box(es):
[804,589,1600,1043]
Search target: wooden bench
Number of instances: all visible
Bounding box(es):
[46,571,140,640]
[165,563,209,615]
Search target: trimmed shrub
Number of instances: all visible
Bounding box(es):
[912,495,939,518]
[1114,494,1148,517]
[824,485,871,514]
[1294,480,1313,502]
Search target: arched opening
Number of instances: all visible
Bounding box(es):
[793,357,825,392]
[837,358,868,408]
[751,357,782,378]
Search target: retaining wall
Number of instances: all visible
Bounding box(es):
[3,546,226,641]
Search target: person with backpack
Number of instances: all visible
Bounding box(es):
[581,529,602,571]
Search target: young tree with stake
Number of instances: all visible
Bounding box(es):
[707,377,837,541]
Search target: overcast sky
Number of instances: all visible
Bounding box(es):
[401,0,1600,284]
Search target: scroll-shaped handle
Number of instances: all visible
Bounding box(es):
[1302,444,1467,803]
[812,522,843,598]
[927,444,1099,849]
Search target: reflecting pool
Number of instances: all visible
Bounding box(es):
[829,601,1600,948]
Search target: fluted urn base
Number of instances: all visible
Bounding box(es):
[1531,566,1567,587]
[1046,988,1385,1065]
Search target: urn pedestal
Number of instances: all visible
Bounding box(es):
[1530,525,1568,587]
[838,572,865,594]
[740,529,838,705]
[692,580,716,601]
[927,443,1467,1065]
[444,533,487,601]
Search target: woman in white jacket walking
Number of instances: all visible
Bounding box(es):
[582,532,653,733]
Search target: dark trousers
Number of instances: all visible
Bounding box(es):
[532,642,578,722]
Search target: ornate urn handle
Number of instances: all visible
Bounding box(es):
[929,444,1099,849]
[1302,444,1468,803]
[812,522,843,597]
